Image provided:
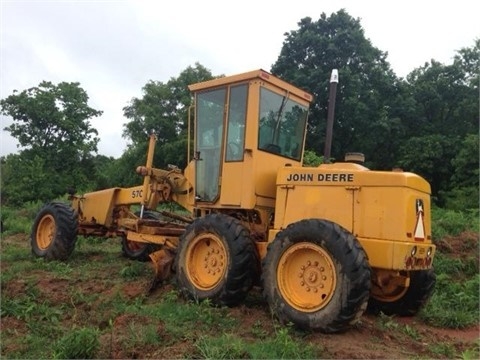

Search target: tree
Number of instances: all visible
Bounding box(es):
[443,134,480,210]
[122,63,216,170]
[1,81,102,204]
[100,144,147,188]
[271,9,403,169]
[398,135,459,203]
[454,38,479,89]
[2,81,100,153]
[123,63,216,144]
[400,40,479,203]
[90,154,117,190]
[0,153,52,205]
[405,59,478,138]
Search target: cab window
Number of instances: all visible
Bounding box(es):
[226,84,248,161]
[258,87,307,161]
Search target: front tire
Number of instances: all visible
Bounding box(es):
[31,202,77,260]
[175,213,259,306]
[262,219,371,333]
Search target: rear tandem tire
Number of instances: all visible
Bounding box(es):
[121,210,160,262]
[31,201,78,260]
[175,213,259,306]
[262,219,371,333]
[367,269,436,316]
[121,235,156,262]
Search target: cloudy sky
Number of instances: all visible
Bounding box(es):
[1,0,478,158]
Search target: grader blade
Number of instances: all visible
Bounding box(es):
[148,248,175,291]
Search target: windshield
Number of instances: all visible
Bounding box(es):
[258,87,308,160]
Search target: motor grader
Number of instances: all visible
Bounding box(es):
[31,69,436,333]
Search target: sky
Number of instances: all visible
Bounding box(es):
[1,0,479,158]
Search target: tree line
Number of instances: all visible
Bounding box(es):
[1,10,478,210]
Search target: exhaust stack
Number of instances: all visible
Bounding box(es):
[323,69,338,164]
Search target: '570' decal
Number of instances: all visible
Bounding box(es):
[131,190,143,198]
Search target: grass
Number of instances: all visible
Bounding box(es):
[52,326,100,359]
[402,324,421,341]
[430,342,457,358]
[433,252,478,278]
[419,273,480,328]
[194,327,320,359]
[461,343,480,360]
[423,206,480,329]
[1,204,479,358]
[376,312,399,331]
[0,225,247,358]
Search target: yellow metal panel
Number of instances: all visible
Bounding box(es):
[274,183,353,231]
[353,187,431,242]
[273,186,288,229]
[255,153,301,199]
[220,162,244,205]
[115,185,144,205]
[127,231,180,246]
[80,188,120,226]
[275,166,356,230]
[241,150,256,208]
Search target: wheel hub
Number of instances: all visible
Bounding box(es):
[298,260,329,292]
[371,270,410,302]
[278,243,336,312]
[37,215,55,250]
[204,247,224,274]
[186,234,227,290]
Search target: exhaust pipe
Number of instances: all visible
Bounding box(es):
[323,69,338,164]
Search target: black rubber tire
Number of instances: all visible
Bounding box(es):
[175,213,259,306]
[262,219,371,333]
[121,210,159,261]
[367,269,436,316]
[121,235,157,262]
[31,201,78,260]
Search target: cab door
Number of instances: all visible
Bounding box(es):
[195,88,226,202]
[220,84,248,206]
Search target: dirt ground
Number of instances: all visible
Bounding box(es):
[3,278,478,359]
[1,232,479,359]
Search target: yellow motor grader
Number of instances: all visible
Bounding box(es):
[31,69,436,333]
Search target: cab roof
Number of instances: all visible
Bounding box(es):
[188,69,313,103]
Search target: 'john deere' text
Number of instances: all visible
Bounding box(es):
[286,173,354,182]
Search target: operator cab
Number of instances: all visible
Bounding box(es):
[188,70,313,209]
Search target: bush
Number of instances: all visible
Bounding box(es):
[303,150,324,167]
[1,202,43,235]
[442,186,479,211]
[432,207,479,240]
